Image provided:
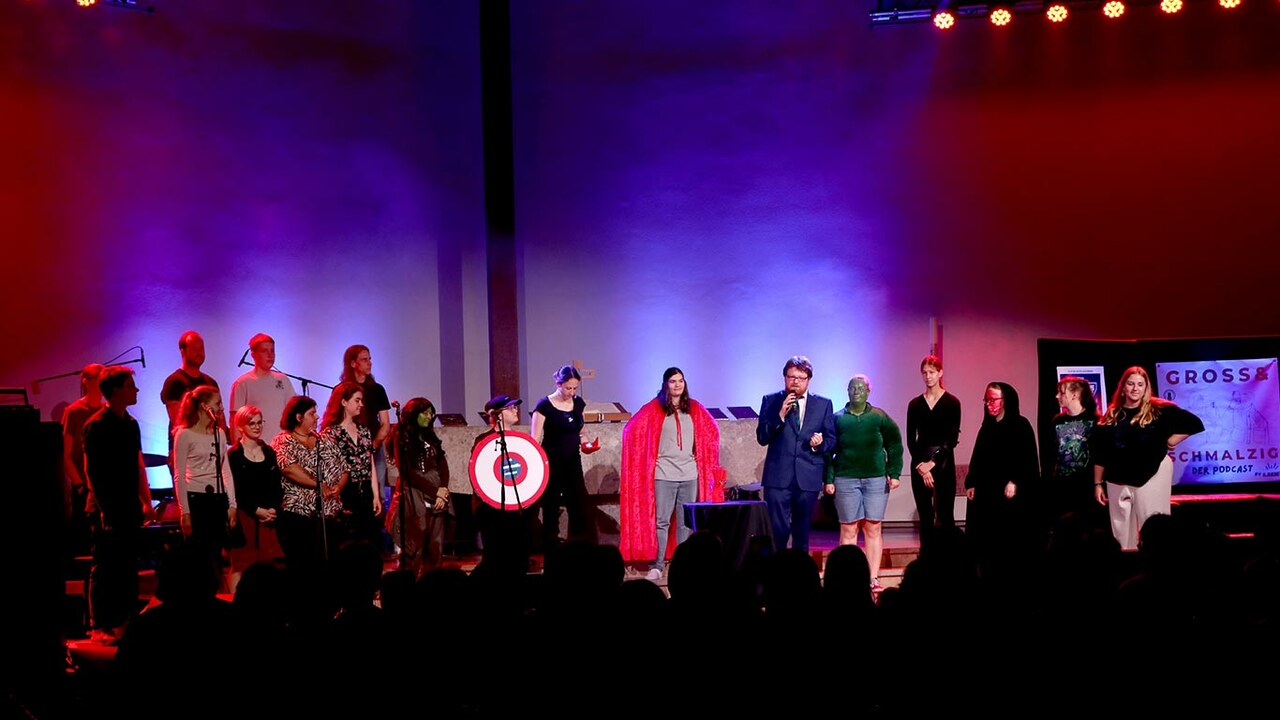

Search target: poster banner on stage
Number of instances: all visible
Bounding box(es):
[1155,358,1280,485]
[1056,365,1106,414]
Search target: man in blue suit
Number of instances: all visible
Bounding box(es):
[757,355,837,553]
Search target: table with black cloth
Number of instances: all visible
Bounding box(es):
[682,500,774,571]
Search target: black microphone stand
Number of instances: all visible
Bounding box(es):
[234,356,333,398]
[32,345,145,392]
[314,435,329,563]
[208,415,232,590]
[391,403,409,567]
[489,409,533,574]
[281,368,333,398]
[493,411,523,512]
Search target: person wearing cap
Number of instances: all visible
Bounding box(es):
[619,368,724,582]
[386,397,449,578]
[471,395,536,575]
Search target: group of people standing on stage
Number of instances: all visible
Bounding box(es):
[63,332,409,642]
[616,353,1205,592]
[64,329,1207,641]
[162,335,397,579]
[63,332,620,641]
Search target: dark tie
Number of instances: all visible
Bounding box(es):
[793,397,803,430]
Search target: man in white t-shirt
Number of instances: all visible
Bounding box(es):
[229,333,297,442]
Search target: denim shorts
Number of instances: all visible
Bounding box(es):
[832,476,890,523]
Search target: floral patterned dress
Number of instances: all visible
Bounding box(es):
[272,431,345,518]
[324,423,378,542]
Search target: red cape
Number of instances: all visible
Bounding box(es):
[619,398,724,562]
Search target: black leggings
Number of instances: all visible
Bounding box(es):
[540,462,590,549]
[911,464,956,547]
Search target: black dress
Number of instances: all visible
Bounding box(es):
[228,443,284,568]
[534,395,590,547]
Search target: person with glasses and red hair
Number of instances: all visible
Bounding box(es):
[228,405,284,574]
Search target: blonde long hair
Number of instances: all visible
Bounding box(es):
[175,385,227,434]
[1100,366,1170,428]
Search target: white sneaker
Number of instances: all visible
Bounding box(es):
[644,568,663,582]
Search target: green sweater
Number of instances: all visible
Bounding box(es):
[824,403,904,483]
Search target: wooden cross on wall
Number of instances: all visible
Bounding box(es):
[572,359,597,389]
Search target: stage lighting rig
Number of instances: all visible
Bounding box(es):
[77,0,155,13]
[869,0,1256,27]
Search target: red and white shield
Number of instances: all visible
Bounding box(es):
[468,430,549,510]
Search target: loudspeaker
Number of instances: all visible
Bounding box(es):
[0,410,65,686]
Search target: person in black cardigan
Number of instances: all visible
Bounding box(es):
[228,404,284,579]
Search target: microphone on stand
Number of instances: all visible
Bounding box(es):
[140,346,147,369]
[238,349,251,367]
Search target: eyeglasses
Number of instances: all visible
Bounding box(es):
[785,374,809,381]
[247,420,265,427]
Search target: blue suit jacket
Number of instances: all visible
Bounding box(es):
[756,390,837,492]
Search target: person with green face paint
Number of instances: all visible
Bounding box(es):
[824,374,904,592]
[386,397,450,578]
